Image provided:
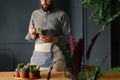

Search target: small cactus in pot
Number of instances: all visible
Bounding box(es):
[29,64,40,79]
[14,63,24,77]
[19,65,29,78]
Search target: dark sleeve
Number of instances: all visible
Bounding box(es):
[58,12,71,44]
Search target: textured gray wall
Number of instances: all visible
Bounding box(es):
[69,0,83,41]
[0,0,40,71]
[85,8,111,71]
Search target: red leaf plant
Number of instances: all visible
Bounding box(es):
[72,38,84,80]
[58,31,103,80]
[68,31,102,80]
[68,33,84,80]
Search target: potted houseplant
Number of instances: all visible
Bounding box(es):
[38,28,46,35]
[19,65,29,78]
[14,63,24,77]
[14,68,20,77]
[34,66,41,78]
[29,64,40,79]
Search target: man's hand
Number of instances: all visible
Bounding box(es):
[39,34,58,43]
[29,27,36,35]
[29,27,36,40]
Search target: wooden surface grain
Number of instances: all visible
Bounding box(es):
[0,71,70,80]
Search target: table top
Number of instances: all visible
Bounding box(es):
[1,71,120,80]
[99,72,120,80]
[0,71,70,80]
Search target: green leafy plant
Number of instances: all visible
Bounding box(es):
[78,65,120,80]
[80,0,120,62]
[77,0,120,80]
[81,0,120,32]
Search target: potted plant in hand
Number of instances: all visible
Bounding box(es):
[38,28,46,36]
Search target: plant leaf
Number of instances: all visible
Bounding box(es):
[69,33,76,54]
[72,38,84,75]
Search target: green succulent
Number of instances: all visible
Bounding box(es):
[38,28,46,35]
[82,0,120,32]
[15,68,20,72]
[17,63,24,68]
[29,65,40,73]
[20,65,29,72]
[15,63,24,71]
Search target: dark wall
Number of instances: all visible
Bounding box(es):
[69,0,83,41]
[0,0,40,71]
[0,0,40,43]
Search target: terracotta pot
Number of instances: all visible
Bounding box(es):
[35,70,41,78]
[29,72,36,79]
[14,71,20,77]
[19,72,28,78]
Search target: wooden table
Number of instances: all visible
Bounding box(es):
[1,71,120,80]
[99,72,120,80]
[0,71,70,80]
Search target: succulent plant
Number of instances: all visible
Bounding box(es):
[15,63,24,71]
[20,65,29,72]
[29,65,40,73]
[38,28,46,35]
[17,63,24,68]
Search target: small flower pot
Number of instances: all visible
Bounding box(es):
[29,72,36,79]
[35,70,41,78]
[19,72,28,78]
[14,71,20,77]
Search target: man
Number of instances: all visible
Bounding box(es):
[25,0,71,71]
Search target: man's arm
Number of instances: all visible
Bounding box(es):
[25,26,37,41]
[58,12,71,44]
